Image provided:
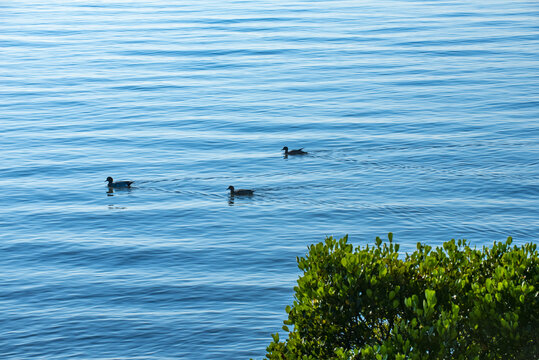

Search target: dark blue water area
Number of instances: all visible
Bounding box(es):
[1,0,538,359]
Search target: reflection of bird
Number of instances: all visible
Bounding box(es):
[106,176,134,188]
[227,186,254,196]
[282,146,308,155]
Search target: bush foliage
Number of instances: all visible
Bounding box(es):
[264,234,538,359]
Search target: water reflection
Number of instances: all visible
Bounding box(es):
[227,193,256,206]
[108,205,127,210]
[106,187,132,197]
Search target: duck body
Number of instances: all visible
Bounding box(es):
[227,186,254,196]
[106,176,134,188]
[282,146,308,155]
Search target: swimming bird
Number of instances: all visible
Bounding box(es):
[227,186,254,196]
[106,177,134,188]
[282,146,308,155]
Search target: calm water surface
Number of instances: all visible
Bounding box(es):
[1,0,538,358]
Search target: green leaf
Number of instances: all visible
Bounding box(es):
[425,289,436,306]
[486,278,492,292]
[405,297,412,308]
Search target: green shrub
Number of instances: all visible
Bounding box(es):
[263,234,538,359]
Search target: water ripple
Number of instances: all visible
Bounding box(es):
[1,0,538,359]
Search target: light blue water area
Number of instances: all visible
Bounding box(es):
[1,0,538,358]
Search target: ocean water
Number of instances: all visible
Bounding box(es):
[1,0,538,358]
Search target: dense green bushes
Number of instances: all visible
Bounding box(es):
[264,234,538,359]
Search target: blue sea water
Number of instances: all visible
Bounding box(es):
[1,0,538,358]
